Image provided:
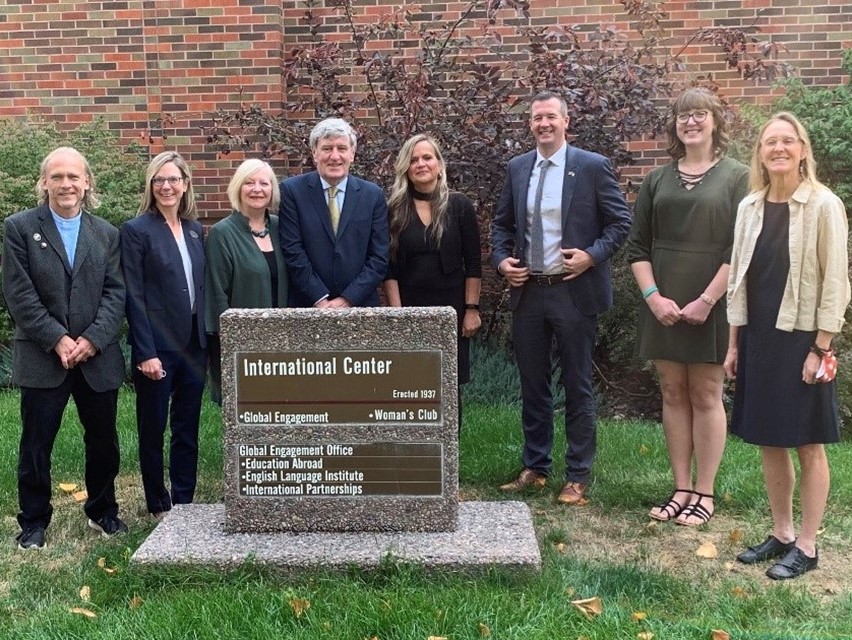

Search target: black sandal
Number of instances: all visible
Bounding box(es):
[649,489,694,522]
[676,492,715,526]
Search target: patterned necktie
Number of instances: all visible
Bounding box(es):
[530,158,552,273]
[327,185,340,233]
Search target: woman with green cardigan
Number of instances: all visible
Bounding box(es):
[205,159,289,403]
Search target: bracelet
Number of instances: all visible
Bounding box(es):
[642,285,658,300]
[465,303,480,311]
[699,293,716,306]
[810,344,832,357]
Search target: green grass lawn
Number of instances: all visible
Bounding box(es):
[1,388,851,639]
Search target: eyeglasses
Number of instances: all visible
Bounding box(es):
[676,110,709,124]
[762,137,801,148]
[152,176,184,187]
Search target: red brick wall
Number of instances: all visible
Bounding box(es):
[1,0,850,220]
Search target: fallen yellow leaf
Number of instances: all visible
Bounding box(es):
[570,596,603,618]
[554,542,566,554]
[478,622,491,637]
[695,541,718,559]
[289,597,310,618]
[97,557,117,574]
[723,561,735,571]
[72,490,88,503]
[59,483,78,493]
[69,607,97,618]
[79,585,90,602]
[638,632,654,640]
[731,586,746,598]
[639,444,649,455]
[631,611,648,622]
[711,631,731,640]
[729,528,743,544]
[129,595,143,609]
[722,492,733,504]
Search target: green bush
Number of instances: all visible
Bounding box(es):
[770,49,852,210]
[0,117,148,345]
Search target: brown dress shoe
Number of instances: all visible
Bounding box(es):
[499,469,547,492]
[557,482,588,505]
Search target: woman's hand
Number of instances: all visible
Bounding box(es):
[680,298,713,325]
[647,293,682,326]
[462,309,481,337]
[802,351,821,385]
[723,347,738,379]
[137,357,165,381]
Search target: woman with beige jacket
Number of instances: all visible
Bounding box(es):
[724,112,850,580]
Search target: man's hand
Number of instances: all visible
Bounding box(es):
[66,336,97,367]
[499,257,530,288]
[54,335,77,369]
[317,297,351,309]
[137,357,166,381]
[560,248,594,280]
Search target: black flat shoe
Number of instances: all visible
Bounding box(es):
[736,535,795,565]
[766,547,818,580]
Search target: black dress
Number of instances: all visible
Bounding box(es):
[730,201,840,447]
[389,192,481,384]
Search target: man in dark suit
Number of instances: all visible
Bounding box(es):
[279,117,388,307]
[2,147,127,549]
[491,91,631,505]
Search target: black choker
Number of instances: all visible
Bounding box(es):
[250,227,269,238]
[412,189,433,201]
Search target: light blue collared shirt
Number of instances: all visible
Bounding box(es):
[50,207,82,268]
[319,176,348,214]
[525,143,567,274]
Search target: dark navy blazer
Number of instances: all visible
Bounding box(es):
[120,210,206,365]
[490,145,632,314]
[278,171,389,307]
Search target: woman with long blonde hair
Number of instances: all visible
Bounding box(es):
[383,134,482,431]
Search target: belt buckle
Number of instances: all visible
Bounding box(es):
[532,272,562,286]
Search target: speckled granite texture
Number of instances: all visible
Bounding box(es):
[130,502,541,573]
[220,307,459,533]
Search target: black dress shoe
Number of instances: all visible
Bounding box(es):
[736,535,795,564]
[766,547,818,580]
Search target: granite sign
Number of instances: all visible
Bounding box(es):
[220,307,459,533]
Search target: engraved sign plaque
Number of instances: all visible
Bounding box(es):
[235,350,442,425]
[237,442,443,497]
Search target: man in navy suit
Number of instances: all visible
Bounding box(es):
[2,147,127,549]
[491,91,631,505]
[279,118,388,307]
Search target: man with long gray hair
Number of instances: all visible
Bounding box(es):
[2,147,127,549]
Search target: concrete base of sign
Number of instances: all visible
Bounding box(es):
[131,501,540,573]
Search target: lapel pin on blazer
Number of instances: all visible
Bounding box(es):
[33,233,41,241]
[40,242,48,249]
[568,171,576,178]
[189,230,199,239]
